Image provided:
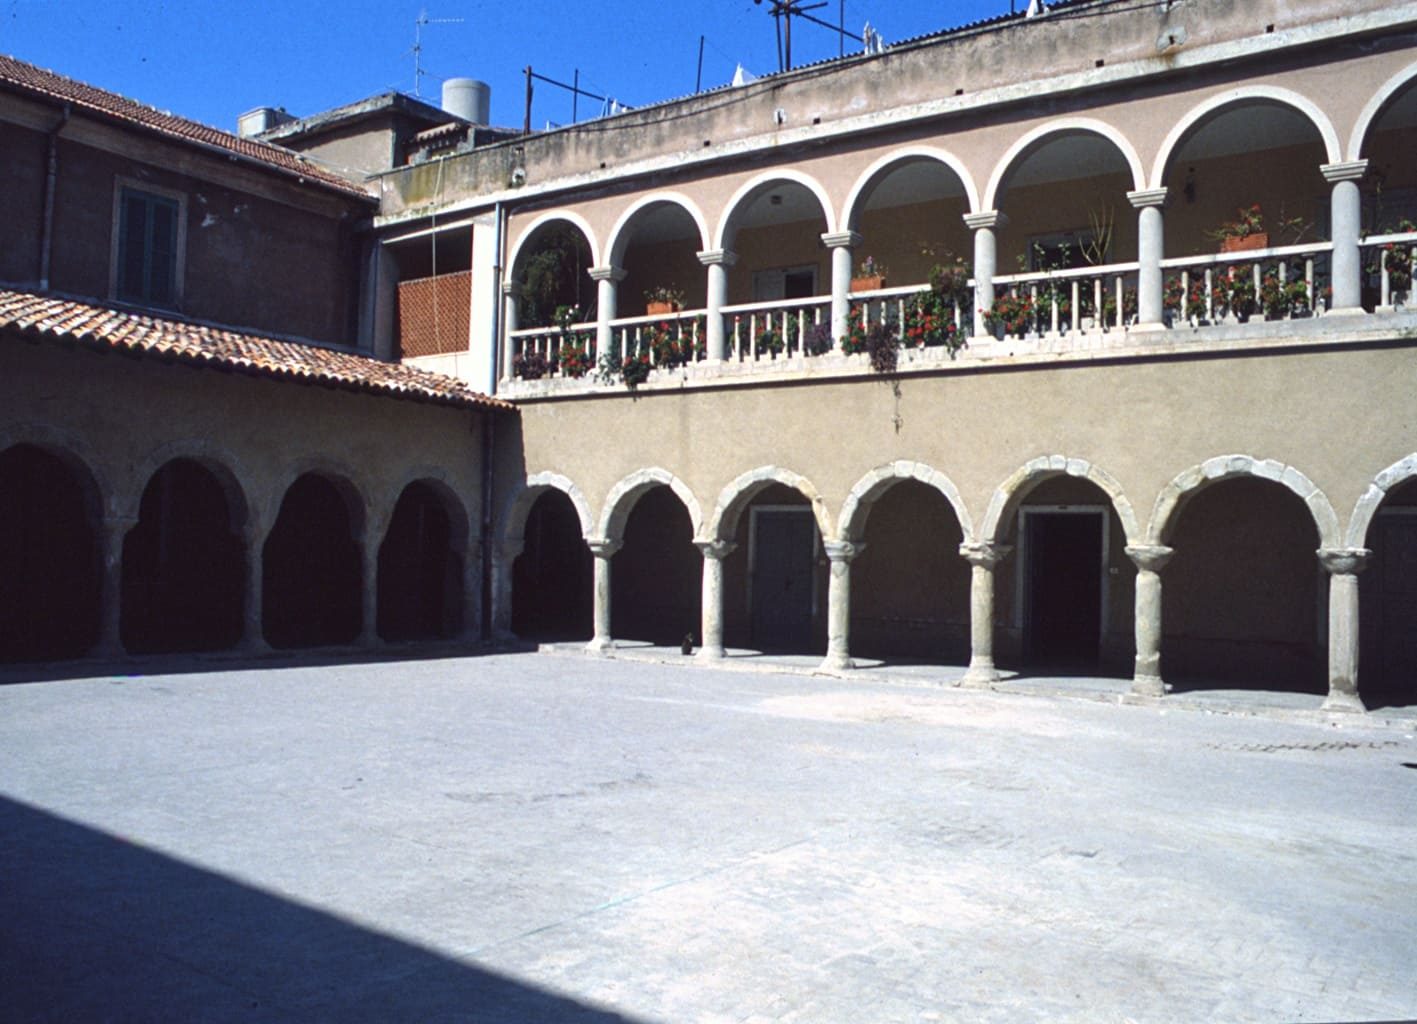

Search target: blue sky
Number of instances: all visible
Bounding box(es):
[2,1,1016,132]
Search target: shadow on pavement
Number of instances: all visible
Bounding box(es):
[0,794,648,1023]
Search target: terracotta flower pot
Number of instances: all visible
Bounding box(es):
[851,275,886,292]
[1220,232,1268,253]
[645,300,680,316]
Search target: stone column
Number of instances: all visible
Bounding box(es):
[959,541,1011,687]
[696,249,737,362]
[92,515,135,659]
[964,211,1007,338]
[1322,160,1368,316]
[359,538,380,648]
[820,540,864,672]
[1125,544,1174,696]
[461,537,484,644]
[588,266,626,366]
[1128,188,1168,331]
[586,538,621,653]
[241,523,270,654]
[820,231,861,349]
[1318,547,1371,712]
[491,538,522,643]
[695,539,736,660]
[500,281,522,381]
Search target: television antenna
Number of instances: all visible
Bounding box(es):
[753,0,861,71]
[411,8,464,96]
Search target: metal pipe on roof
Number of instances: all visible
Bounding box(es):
[39,102,71,292]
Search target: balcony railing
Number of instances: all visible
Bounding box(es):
[723,296,832,361]
[1360,230,1416,310]
[1161,241,1333,324]
[986,261,1139,338]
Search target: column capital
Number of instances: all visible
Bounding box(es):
[959,541,1012,568]
[1124,544,1174,572]
[1317,547,1371,575]
[1127,188,1169,210]
[694,538,738,560]
[1320,160,1368,184]
[820,230,863,250]
[963,210,1007,231]
[588,266,627,283]
[696,248,739,267]
[501,280,524,297]
[586,537,623,558]
[823,539,865,563]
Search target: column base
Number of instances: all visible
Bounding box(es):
[1128,673,1169,698]
[818,653,854,673]
[959,661,999,688]
[240,635,271,656]
[1129,321,1169,335]
[1320,688,1366,713]
[1324,306,1368,318]
[695,645,725,663]
[585,636,615,655]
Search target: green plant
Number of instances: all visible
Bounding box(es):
[621,352,652,387]
[842,305,870,354]
[1164,275,1207,322]
[803,320,834,355]
[519,227,590,327]
[856,255,886,278]
[557,336,593,377]
[512,350,549,380]
[643,285,685,308]
[983,290,1035,337]
[1212,266,1256,320]
[1366,218,1415,291]
[756,327,785,357]
[865,318,901,373]
[1083,204,1115,266]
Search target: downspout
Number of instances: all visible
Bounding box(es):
[480,200,507,643]
[39,103,71,291]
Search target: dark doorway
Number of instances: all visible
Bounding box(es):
[611,485,700,646]
[751,508,817,652]
[1024,510,1103,667]
[377,483,463,642]
[263,474,361,649]
[1361,511,1417,708]
[0,445,101,662]
[512,490,592,642]
[121,459,244,655]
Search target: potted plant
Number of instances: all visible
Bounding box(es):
[1366,218,1415,306]
[803,320,834,356]
[1212,266,1257,321]
[851,256,887,292]
[557,336,593,377]
[756,327,785,358]
[865,319,901,373]
[1210,204,1269,253]
[621,351,652,388]
[644,285,684,316]
[512,350,550,380]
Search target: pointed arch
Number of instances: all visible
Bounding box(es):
[1151,86,1341,188]
[605,192,712,270]
[980,455,1140,547]
[598,467,703,543]
[713,169,837,250]
[983,117,1145,212]
[840,146,981,229]
[1349,60,1417,160]
[838,461,974,543]
[507,210,601,275]
[1147,455,1340,549]
[704,465,832,543]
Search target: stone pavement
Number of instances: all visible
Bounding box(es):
[1,650,1414,1023]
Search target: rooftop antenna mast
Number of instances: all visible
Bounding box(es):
[755,0,861,71]
[412,8,464,97]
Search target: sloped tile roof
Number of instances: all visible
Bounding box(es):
[0,287,513,412]
[0,54,373,200]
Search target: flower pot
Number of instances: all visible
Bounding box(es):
[851,275,886,292]
[646,301,681,316]
[1220,232,1268,253]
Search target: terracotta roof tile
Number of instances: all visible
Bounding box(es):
[0,54,373,200]
[0,287,513,413]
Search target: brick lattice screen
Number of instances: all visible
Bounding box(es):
[398,271,471,358]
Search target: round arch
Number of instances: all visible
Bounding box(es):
[605,192,712,269]
[0,422,110,521]
[598,468,704,543]
[126,439,254,534]
[980,455,1141,547]
[498,470,595,556]
[983,118,1146,212]
[1147,455,1341,549]
[712,169,837,251]
[838,460,974,543]
[506,210,602,276]
[1349,61,1417,159]
[704,465,832,543]
[1150,86,1342,188]
[373,465,472,551]
[262,459,369,541]
[1345,453,1417,548]
[840,147,981,230]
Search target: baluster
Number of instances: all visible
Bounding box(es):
[1252,261,1262,306]
[1305,258,1315,315]
[1380,249,1391,308]
[1278,259,1289,320]
[1204,267,1214,322]
[1050,281,1060,335]
[1114,277,1124,329]
[1181,270,1190,325]
[1070,280,1080,336]
[1093,278,1104,330]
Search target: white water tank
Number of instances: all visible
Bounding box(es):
[442,78,490,125]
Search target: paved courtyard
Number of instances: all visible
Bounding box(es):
[1,651,1414,1023]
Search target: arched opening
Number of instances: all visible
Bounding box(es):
[849,479,969,664]
[377,481,464,642]
[1358,477,1417,709]
[511,490,592,642]
[1162,477,1322,694]
[721,483,826,655]
[263,474,362,649]
[120,458,243,655]
[850,156,973,289]
[722,178,831,307]
[0,444,101,662]
[514,220,595,328]
[609,484,700,646]
[1356,75,1417,309]
[612,201,707,317]
[995,475,1134,675]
